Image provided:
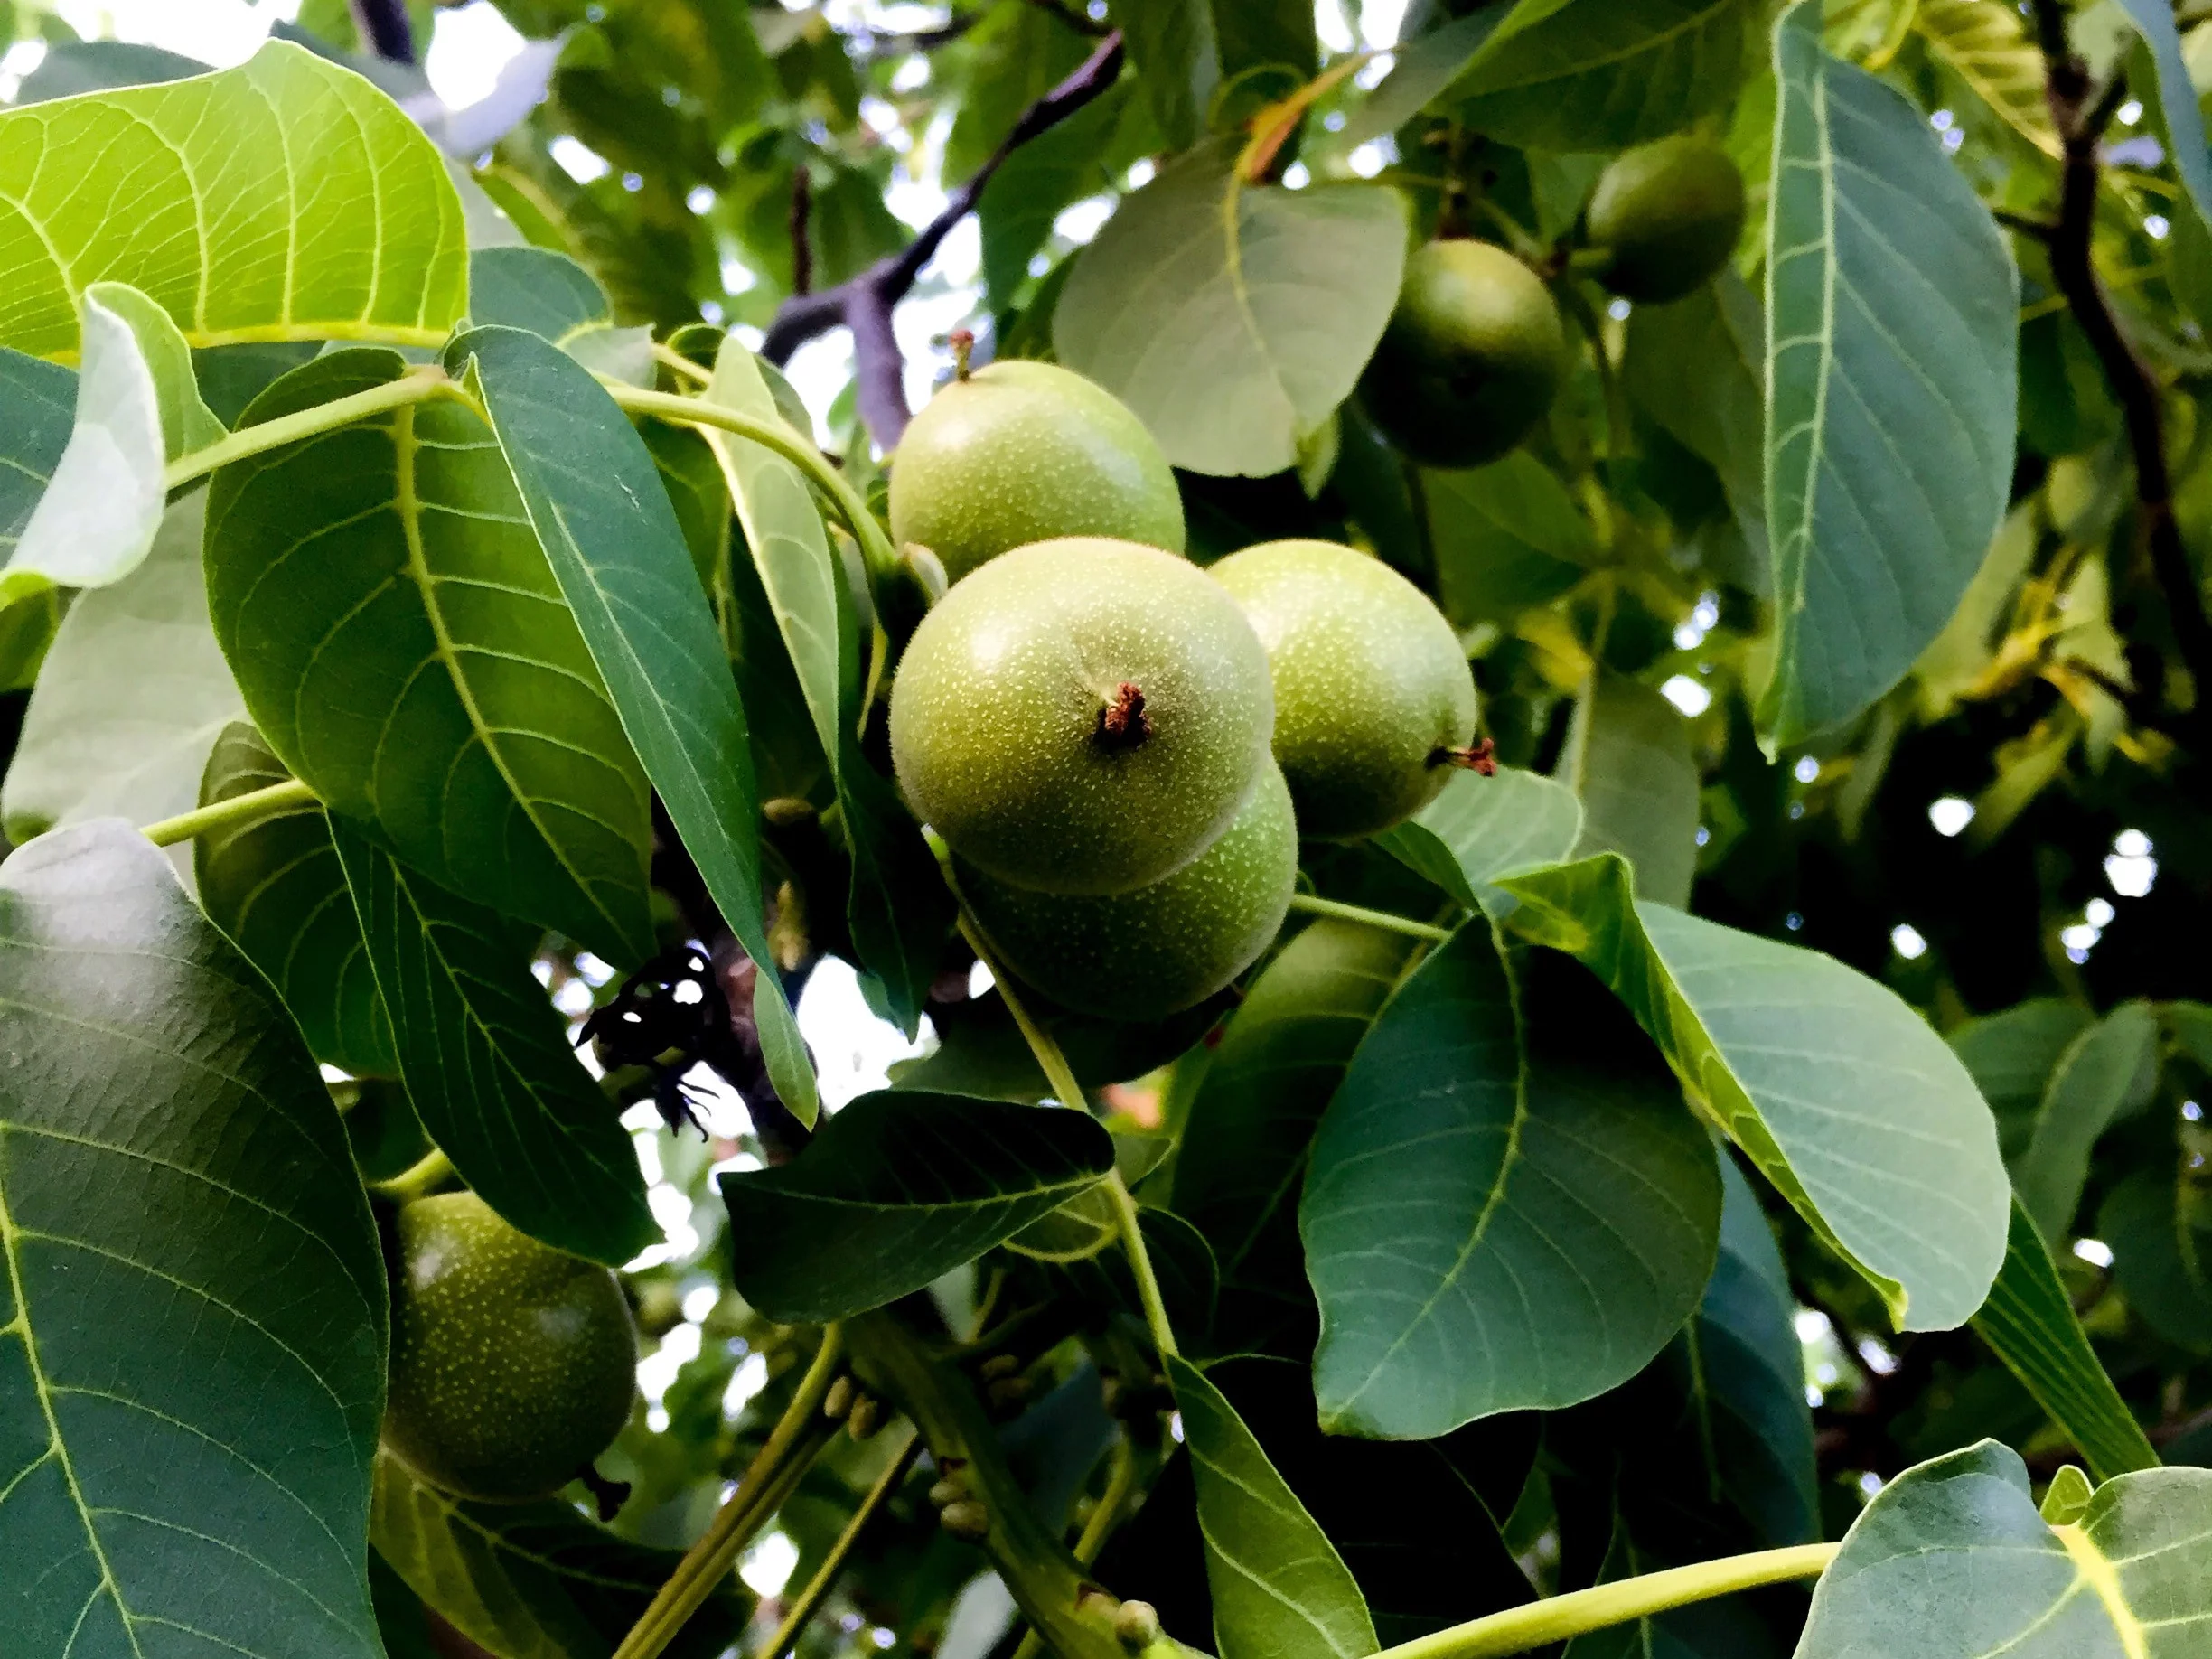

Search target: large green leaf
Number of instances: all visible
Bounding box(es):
[721,1091,1115,1322]
[1202,1356,1535,1645]
[1795,1441,2210,1655]
[1108,0,1317,150]
[1551,1153,1818,1597]
[1557,674,1701,910]
[203,348,655,966]
[2101,1171,2212,1360]
[1760,0,2020,746]
[329,818,655,1267]
[1622,276,1767,587]
[196,723,398,1076]
[372,1451,743,1659]
[1170,917,1419,1347]
[2113,0,2212,237]
[450,325,819,1123]
[979,81,1143,313]
[1500,855,2010,1330]
[1304,930,1721,1438]
[1973,1196,2160,1480]
[1054,136,1407,477]
[0,41,467,358]
[1167,1354,1376,1659]
[1375,764,1586,917]
[1421,455,1597,626]
[1,492,244,853]
[0,820,386,1659]
[697,342,950,1033]
[1441,0,1759,151]
[1343,14,1503,146]
[2009,1002,2159,1246]
[1950,997,2097,1162]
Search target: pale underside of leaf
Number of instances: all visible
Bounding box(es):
[0,41,468,358]
[1913,0,2060,158]
[1053,135,1406,477]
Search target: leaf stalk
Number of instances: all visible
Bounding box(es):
[164,366,456,492]
[141,778,320,847]
[1372,1543,1838,1659]
[1287,892,1455,942]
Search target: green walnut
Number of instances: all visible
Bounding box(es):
[383,1192,637,1503]
[1210,539,1478,839]
[1359,239,1567,469]
[889,360,1186,584]
[890,537,1274,895]
[961,762,1298,1020]
[1585,136,1746,304]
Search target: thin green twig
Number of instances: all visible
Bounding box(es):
[755,1425,923,1659]
[1287,892,1455,942]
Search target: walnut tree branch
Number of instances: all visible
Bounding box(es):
[347,0,416,63]
[760,31,1126,449]
[2031,0,2212,737]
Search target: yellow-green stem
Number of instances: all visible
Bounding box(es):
[142,778,320,847]
[1373,1544,1840,1659]
[756,1425,922,1659]
[164,368,455,491]
[929,839,1184,1365]
[607,385,902,584]
[1287,893,1455,942]
[613,1326,848,1659]
[370,1148,455,1204]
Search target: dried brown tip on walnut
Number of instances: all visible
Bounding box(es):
[1431,738,1497,776]
[1095,682,1152,752]
[948,328,975,380]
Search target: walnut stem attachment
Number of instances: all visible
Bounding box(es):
[1093,682,1151,752]
[1432,738,1498,775]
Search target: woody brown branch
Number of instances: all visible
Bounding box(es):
[2029,0,2212,742]
[761,31,1126,449]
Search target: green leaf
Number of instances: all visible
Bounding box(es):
[1375,764,1587,917]
[1795,1441,2210,1656]
[88,281,224,458]
[450,325,819,1123]
[1170,916,1418,1347]
[1913,0,2059,159]
[1053,135,1407,477]
[2113,0,2212,238]
[890,990,1220,1103]
[2009,1002,2159,1246]
[1343,14,1504,146]
[14,39,208,102]
[1622,276,1767,588]
[979,81,1143,314]
[1973,1196,2160,1480]
[1442,0,1759,152]
[1304,930,1721,1437]
[1108,0,1317,151]
[0,350,75,558]
[0,820,387,1659]
[468,247,615,341]
[4,287,166,601]
[1557,674,1701,910]
[196,723,398,1076]
[203,347,657,966]
[1500,855,2010,1330]
[372,1450,744,1659]
[329,817,656,1268]
[1201,1356,1534,1645]
[697,342,950,1033]
[1,492,245,853]
[0,41,467,358]
[720,1091,1115,1323]
[2102,1169,2212,1358]
[1951,997,2098,1161]
[1166,1353,1377,1659]
[1760,0,2020,746]
[1422,454,1597,626]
